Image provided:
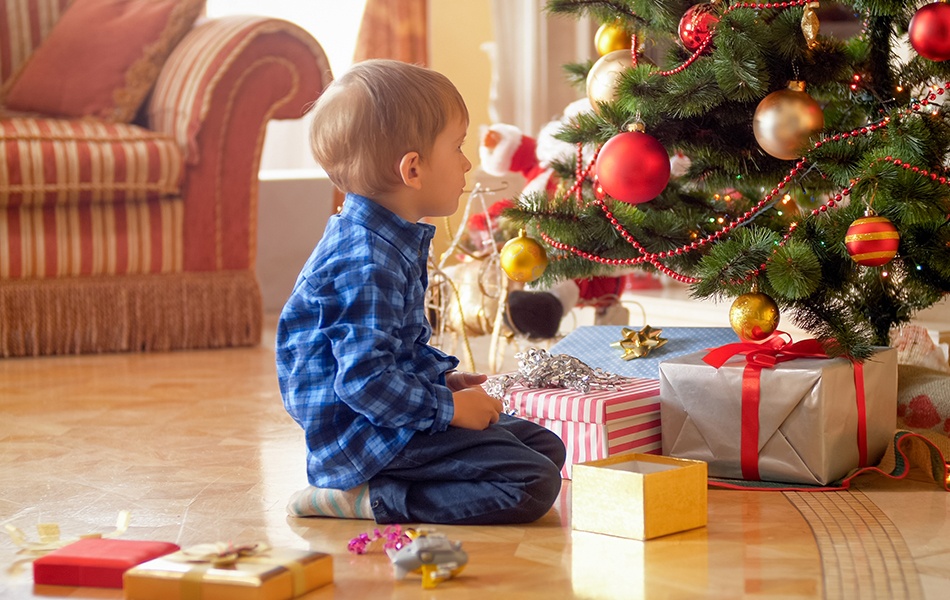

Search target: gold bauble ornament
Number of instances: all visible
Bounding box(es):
[595,22,632,56]
[729,292,780,342]
[752,81,824,160]
[500,230,548,283]
[586,49,631,114]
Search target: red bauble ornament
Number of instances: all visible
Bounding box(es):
[678,3,719,52]
[595,131,671,204]
[910,2,950,62]
[845,215,900,267]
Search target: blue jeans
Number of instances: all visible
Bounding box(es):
[368,414,566,525]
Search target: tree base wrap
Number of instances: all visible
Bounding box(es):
[659,345,897,486]
[0,271,262,357]
[549,326,739,380]
[707,429,950,491]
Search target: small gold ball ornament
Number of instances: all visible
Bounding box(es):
[586,49,631,114]
[500,230,548,283]
[729,292,780,342]
[595,22,632,56]
[753,81,824,160]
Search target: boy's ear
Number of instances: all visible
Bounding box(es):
[398,151,423,190]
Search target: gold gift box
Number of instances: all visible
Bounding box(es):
[572,453,707,540]
[123,547,332,600]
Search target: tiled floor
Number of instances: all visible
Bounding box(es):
[1,321,949,599]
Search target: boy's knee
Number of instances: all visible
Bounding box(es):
[549,438,567,469]
[518,460,563,523]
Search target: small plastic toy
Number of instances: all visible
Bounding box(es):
[386,529,467,589]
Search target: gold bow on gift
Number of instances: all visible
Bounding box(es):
[610,325,667,360]
[175,542,271,567]
[167,541,308,600]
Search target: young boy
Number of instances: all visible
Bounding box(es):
[276,59,566,525]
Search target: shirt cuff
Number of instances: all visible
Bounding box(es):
[429,383,455,432]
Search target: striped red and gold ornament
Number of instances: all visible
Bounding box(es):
[845,215,900,266]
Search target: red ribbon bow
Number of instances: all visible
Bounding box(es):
[702,334,867,481]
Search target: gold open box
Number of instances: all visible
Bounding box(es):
[572,453,707,540]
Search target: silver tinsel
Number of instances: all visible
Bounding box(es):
[485,348,625,415]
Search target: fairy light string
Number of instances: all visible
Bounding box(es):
[537,81,950,285]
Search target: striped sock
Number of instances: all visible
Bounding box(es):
[286,484,374,519]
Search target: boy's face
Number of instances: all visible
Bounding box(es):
[416,116,472,219]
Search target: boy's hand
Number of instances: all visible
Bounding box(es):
[450,387,503,430]
[445,370,488,392]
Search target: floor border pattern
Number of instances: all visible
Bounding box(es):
[783,489,924,600]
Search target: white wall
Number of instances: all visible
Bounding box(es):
[255,172,336,314]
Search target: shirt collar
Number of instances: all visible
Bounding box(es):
[341,193,435,260]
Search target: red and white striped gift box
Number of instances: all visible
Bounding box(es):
[507,378,662,478]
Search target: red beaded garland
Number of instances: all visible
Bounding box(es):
[845,216,900,267]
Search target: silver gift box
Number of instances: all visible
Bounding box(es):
[659,347,897,485]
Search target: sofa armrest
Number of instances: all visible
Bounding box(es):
[147,16,332,273]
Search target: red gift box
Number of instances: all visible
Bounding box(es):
[507,378,661,478]
[33,538,180,588]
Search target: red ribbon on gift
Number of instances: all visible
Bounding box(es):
[702,335,868,481]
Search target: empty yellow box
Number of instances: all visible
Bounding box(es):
[572,453,707,540]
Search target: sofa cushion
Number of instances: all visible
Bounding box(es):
[2,0,204,122]
[0,116,183,208]
[2,199,183,279]
[0,0,73,86]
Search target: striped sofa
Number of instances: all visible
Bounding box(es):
[0,2,331,356]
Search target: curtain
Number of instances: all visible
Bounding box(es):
[489,0,594,135]
[354,0,427,65]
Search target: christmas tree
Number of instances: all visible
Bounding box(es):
[500,0,950,359]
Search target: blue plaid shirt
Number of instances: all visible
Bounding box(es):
[276,194,459,490]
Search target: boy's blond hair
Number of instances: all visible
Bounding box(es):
[309,59,469,198]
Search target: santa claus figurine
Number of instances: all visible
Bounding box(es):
[479,123,560,199]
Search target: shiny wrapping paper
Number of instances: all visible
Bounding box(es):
[659,347,897,486]
[506,378,662,479]
[123,547,332,600]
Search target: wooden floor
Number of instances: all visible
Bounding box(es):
[2,321,950,599]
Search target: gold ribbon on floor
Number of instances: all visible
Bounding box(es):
[4,510,131,555]
[610,325,667,360]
